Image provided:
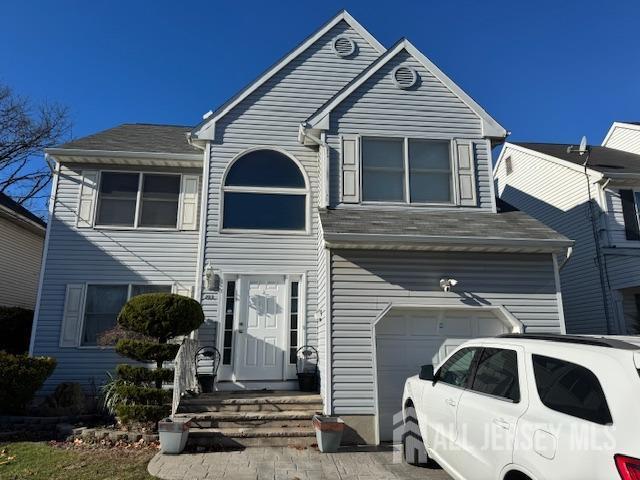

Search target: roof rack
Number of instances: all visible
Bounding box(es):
[498,333,640,350]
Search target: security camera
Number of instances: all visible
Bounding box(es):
[439,278,458,292]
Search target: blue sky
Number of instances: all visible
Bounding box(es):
[2,0,639,215]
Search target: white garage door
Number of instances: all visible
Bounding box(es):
[375,308,515,442]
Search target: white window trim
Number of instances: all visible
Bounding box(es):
[360,135,456,206]
[219,147,311,235]
[77,281,176,349]
[92,170,189,231]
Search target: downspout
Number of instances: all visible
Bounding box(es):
[582,152,614,334]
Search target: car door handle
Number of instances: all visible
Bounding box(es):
[493,418,511,430]
[445,398,457,407]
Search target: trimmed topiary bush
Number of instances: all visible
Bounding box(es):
[111,293,204,427]
[0,307,34,354]
[0,352,56,414]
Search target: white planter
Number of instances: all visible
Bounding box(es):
[158,418,189,454]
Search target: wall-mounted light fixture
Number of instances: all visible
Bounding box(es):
[439,278,458,293]
[204,261,216,291]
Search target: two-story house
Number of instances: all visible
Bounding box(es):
[30,11,571,444]
[495,121,640,337]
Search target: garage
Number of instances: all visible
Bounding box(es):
[374,307,522,442]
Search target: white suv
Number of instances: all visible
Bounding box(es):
[401,334,640,480]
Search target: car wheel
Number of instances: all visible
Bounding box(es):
[402,404,429,466]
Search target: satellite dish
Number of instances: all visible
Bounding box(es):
[579,136,588,155]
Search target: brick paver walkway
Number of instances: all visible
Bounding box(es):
[148,446,452,480]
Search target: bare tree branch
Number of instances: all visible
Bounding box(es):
[0,83,71,214]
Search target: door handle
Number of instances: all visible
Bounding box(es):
[493,418,511,430]
[445,398,457,407]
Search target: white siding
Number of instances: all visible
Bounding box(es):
[328,49,492,209]
[495,146,608,333]
[330,250,561,415]
[32,163,200,393]
[603,125,640,154]
[604,188,640,247]
[201,21,381,354]
[0,215,44,308]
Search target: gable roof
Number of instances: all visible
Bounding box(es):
[52,124,199,156]
[303,39,507,139]
[191,10,385,142]
[0,192,46,231]
[602,121,640,147]
[513,142,640,176]
[320,207,571,253]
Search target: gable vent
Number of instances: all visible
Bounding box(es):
[392,65,418,89]
[332,35,355,58]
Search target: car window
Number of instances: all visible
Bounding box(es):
[532,354,613,425]
[471,348,520,402]
[437,347,477,388]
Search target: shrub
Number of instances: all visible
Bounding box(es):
[0,353,56,414]
[111,292,204,428]
[39,382,86,416]
[0,307,34,355]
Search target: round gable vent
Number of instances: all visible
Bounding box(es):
[332,35,355,58]
[392,65,418,89]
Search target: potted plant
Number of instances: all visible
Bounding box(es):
[312,415,345,453]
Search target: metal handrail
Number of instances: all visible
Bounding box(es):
[171,337,199,416]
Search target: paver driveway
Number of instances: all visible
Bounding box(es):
[148,446,453,480]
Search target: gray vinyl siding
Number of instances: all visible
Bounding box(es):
[495,146,607,333]
[603,125,640,154]
[327,49,492,209]
[329,249,560,415]
[604,253,640,290]
[604,188,640,247]
[201,20,380,351]
[316,221,328,404]
[31,163,200,393]
[0,216,44,309]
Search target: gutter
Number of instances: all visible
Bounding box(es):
[45,148,203,162]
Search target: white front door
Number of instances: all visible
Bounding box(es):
[234,275,287,380]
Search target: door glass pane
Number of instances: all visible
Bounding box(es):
[223,281,236,365]
[130,284,172,297]
[82,285,129,346]
[532,355,612,425]
[96,172,139,226]
[362,138,405,202]
[471,348,520,402]
[223,193,305,230]
[409,140,451,203]
[138,174,180,228]
[437,347,476,388]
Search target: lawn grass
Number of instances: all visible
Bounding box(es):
[0,442,157,480]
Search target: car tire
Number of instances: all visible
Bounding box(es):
[402,404,429,466]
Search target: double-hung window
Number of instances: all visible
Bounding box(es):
[95,172,181,228]
[361,137,453,204]
[81,283,172,346]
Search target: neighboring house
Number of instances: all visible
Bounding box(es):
[0,192,46,309]
[30,11,571,444]
[495,121,640,336]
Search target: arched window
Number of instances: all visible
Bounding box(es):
[222,149,308,231]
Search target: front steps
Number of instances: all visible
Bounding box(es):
[175,390,322,449]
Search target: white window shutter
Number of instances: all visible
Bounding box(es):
[454,140,477,206]
[59,284,85,347]
[173,284,194,298]
[179,175,200,230]
[77,171,98,228]
[341,135,360,203]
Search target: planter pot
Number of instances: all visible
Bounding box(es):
[297,372,318,392]
[158,418,189,454]
[312,415,344,453]
[197,374,216,393]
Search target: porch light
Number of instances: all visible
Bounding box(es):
[439,278,458,293]
[204,261,215,291]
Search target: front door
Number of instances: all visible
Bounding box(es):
[234,275,287,380]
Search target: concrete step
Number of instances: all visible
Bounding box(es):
[178,392,322,413]
[187,426,317,448]
[175,410,315,429]
[178,402,322,413]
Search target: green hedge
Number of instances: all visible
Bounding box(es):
[115,339,180,363]
[0,307,34,355]
[113,384,172,405]
[115,365,174,384]
[0,353,56,414]
[115,404,170,424]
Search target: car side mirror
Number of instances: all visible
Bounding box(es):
[419,364,434,381]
